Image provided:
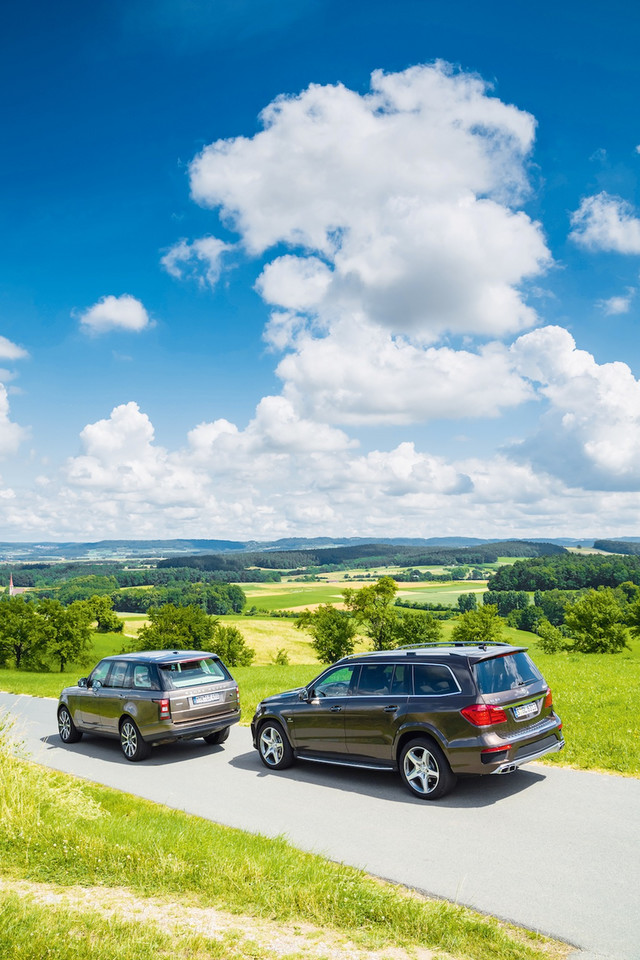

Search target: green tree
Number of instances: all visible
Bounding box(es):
[536,619,568,654]
[0,597,47,669]
[135,604,216,652]
[394,610,442,646]
[86,594,123,633]
[342,576,398,650]
[565,588,629,653]
[39,598,93,672]
[457,593,477,613]
[296,604,356,663]
[209,624,255,666]
[451,605,504,646]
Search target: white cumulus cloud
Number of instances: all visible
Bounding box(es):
[78,295,153,335]
[570,192,640,254]
[597,289,635,315]
[510,326,640,489]
[190,62,550,343]
[0,335,29,361]
[161,236,232,288]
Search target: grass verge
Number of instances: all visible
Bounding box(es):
[0,720,564,960]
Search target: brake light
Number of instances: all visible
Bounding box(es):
[461,703,508,726]
[153,698,171,720]
[544,688,553,708]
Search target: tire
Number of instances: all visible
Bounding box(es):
[399,737,457,800]
[119,717,151,762]
[58,705,82,744]
[258,720,294,770]
[203,726,230,745]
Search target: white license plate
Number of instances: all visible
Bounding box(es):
[192,693,221,705]
[514,701,538,719]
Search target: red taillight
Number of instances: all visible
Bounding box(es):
[544,688,553,708]
[153,698,171,720]
[461,703,508,726]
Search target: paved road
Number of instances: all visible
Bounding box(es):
[2,692,638,960]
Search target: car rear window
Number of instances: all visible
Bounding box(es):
[158,657,230,689]
[474,652,542,694]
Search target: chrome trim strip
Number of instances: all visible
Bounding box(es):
[491,737,565,774]
[299,755,392,772]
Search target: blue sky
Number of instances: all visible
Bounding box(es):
[1,0,640,541]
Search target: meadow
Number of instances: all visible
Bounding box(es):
[0,574,638,777]
[0,715,565,960]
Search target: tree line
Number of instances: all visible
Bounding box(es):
[0,594,122,672]
[487,554,640,592]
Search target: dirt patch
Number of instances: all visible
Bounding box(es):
[0,876,440,960]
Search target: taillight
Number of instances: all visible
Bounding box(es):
[153,698,171,720]
[461,703,508,726]
[544,688,553,708]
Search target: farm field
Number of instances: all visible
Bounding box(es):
[1,575,638,777]
[242,576,488,611]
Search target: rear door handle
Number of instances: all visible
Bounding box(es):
[330,705,342,713]
[383,705,398,712]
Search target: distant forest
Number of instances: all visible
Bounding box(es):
[488,553,640,592]
[594,540,640,556]
[159,540,564,573]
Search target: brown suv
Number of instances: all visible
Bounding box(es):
[58,649,240,761]
[251,642,564,800]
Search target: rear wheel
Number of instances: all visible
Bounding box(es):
[258,721,294,770]
[58,705,82,744]
[203,726,230,745]
[119,718,150,761]
[399,738,456,800]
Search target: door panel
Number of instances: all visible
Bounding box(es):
[289,664,357,755]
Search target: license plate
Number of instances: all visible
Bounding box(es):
[514,701,538,719]
[192,693,221,705]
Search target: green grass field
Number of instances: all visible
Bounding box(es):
[0,718,567,960]
[1,576,638,777]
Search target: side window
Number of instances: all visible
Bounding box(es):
[104,661,132,690]
[132,663,159,690]
[355,663,396,696]
[390,664,410,696]
[313,665,357,698]
[413,663,460,696]
[89,660,111,687]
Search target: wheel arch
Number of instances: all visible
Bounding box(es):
[395,725,448,764]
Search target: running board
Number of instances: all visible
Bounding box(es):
[298,755,393,772]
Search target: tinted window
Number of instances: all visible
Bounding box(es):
[132,663,160,690]
[313,665,357,698]
[413,663,459,696]
[355,663,395,696]
[390,664,410,696]
[159,657,229,689]
[89,660,111,686]
[474,653,542,694]
[104,661,132,689]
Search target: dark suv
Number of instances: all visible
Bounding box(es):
[251,642,564,800]
[58,649,240,761]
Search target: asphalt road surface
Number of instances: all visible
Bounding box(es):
[2,691,638,960]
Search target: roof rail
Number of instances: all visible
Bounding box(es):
[397,641,512,650]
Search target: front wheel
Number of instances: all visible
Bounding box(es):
[399,738,456,800]
[258,721,294,770]
[58,705,82,744]
[203,727,230,745]
[120,718,150,762]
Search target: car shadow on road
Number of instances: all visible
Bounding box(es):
[229,749,546,807]
[39,734,229,766]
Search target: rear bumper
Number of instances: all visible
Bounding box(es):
[492,735,565,774]
[145,709,240,745]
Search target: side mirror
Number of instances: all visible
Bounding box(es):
[78,677,88,688]
[299,688,311,701]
